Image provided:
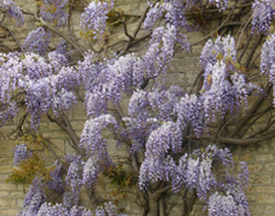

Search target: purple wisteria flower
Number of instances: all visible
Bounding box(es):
[110,54,145,94]
[0,53,22,125]
[22,52,52,80]
[143,24,189,79]
[145,121,182,157]
[82,156,99,188]
[80,0,113,39]
[0,0,24,25]
[24,77,55,129]
[70,206,92,216]
[207,178,250,216]
[261,34,275,105]
[37,202,93,216]
[177,93,205,136]
[55,40,72,61]
[48,51,68,70]
[148,86,184,121]
[80,58,121,117]
[144,2,164,30]
[48,160,64,192]
[207,192,240,216]
[139,121,182,190]
[37,202,69,215]
[18,178,45,216]
[51,89,77,117]
[163,0,192,30]
[80,114,117,160]
[13,144,32,165]
[40,0,69,27]
[200,35,236,71]
[95,202,126,216]
[23,27,52,55]
[199,35,259,121]
[252,0,275,33]
[66,154,84,192]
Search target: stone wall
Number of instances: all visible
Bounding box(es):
[0,0,274,215]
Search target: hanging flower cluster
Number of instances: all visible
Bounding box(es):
[40,0,69,27]
[251,0,275,33]
[80,0,114,39]
[23,27,52,56]
[13,144,32,165]
[0,0,24,25]
[261,34,275,105]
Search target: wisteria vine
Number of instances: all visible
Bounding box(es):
[1,0,274,216]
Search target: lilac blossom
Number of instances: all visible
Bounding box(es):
[80,0,113,39]
[0,0,24,25]
[252,0,274,33]
[23,27,52,55]
[13,144,32,165]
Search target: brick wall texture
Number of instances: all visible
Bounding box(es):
[0,0,274,215]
